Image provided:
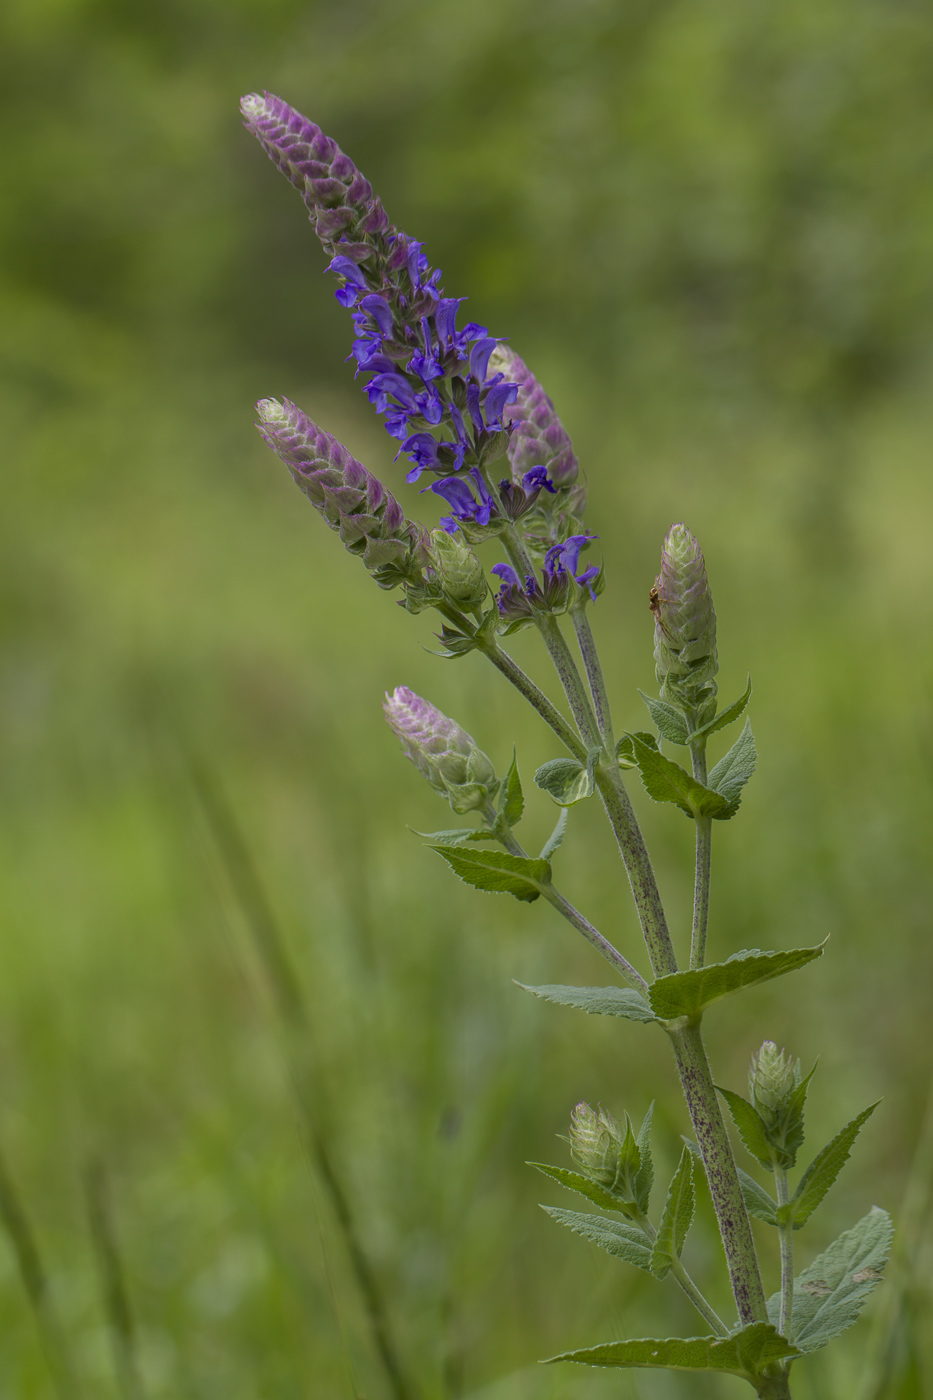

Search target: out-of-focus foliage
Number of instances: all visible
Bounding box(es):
[1,1,932,1397]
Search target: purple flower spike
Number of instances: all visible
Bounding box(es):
[255,397,429,585]
[488,345,579,488]
[383,687,499,814]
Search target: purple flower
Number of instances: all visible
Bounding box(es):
[426,468,497,528]
[488,344,579,489]
[543,532,601,601]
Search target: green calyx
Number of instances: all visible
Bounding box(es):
[568,1102,652,1217]
[428,528,488,609]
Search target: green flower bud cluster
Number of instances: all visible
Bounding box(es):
[427,529,488,610]
[383,687,499,815]
[569,1102,651,1218]
[749,1041,809,1168]
[652,523,718,721]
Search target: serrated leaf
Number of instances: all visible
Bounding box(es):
[717,1087,775,1169]
[738,1168,780,1225]
[649,1148,695,1279]
[648,944,825,1021]
[766,1208,893,1353]
[791,1102,880,1228]
[430,845,551,902]
[545,1323,801,1375]
[778,1061,819,1168]
[410,826,500,844]
[691,677,752,741]
[707,718,756,814]
[638,691,689,745]
[534,748,599,806]
[634,1104,655,1214]
[616,731,657,769]
[498,750,524,826]
[541,1206,653,1271]
[539,809,568,860]
[516,982,658,1023]
[626,733,732,819]
[529,1163,628,1214]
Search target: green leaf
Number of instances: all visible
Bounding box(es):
[545,1323,801,1376]
[738,1168,780,1225]
[516,982,658,1023]
[778,1061,819,1168]
[430,845,551,902]
[498,750,524,826]
[766,1207,893,1353]
[616,731,657,769]
[638,691,689,745]
[539,809,568,860]
[649,1148,695,1279]
[791,1102,880,1228]
[648,944,826,1021]
[529,1163,630,1213]
[625,733,732,819]
[691,677,752,741]
[541,1206,652,1272]
[717,1087,775,1169]
[634,1104,655,1214]
[534,748,600,806]
[707,718,756,814]
[410,826,499,844]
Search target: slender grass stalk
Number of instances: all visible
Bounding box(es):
[84,1160,145,1400]
[189,758,419,1400]
[0,1137,78,1399]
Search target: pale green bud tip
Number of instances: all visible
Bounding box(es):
[653,522,718,705]
[383,687,497,813]
[568,1102,623,1185]
[256,397,287,426]
[749,1041,801,1121]
[428,529,487,607]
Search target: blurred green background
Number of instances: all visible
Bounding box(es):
[2,0,933,1396]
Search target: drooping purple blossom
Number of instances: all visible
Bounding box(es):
[241,92,519,487]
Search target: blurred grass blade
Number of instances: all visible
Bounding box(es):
[84,1160,145,1400]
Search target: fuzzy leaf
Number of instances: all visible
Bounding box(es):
[717,1088,775,1169]
[738,1168,780,1225]
[529,1163,629,1214]
[430,845,550,902]
[634,1104,655,1214]
[541,1206,652,1272]
[411,826,499,844]
[707,718,756,814]
[649,1148,695,1279]
[648,944,825,1021]
[498,750,524,826]
[638,691,689,745]
[626,733,732,818]
[534,748,599,806]
[692,677,752,741]
[616,731,657,769]
[545,1323,801,1375]
[539,809,568,860]
[778,1061,819,1169]
[766,1208,893,1353]
[517,982,657,1023]
[791,1102,880,1228]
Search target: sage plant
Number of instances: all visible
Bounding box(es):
[241,92,891,1398]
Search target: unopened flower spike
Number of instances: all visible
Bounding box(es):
[242,93,519,497]
[383,687,499,815]
[255,397,429,589]
[427,529,488,612]
[652,522,718,721]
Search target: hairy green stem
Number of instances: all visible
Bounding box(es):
[689,743,712,969]
[570,605,615,750]
[490,809,649,995]
[775,1168,795,1340]
[594,765,678,978]
[668,1022,769,1328]
[637,1214,728,1336]
[482,642,587,762]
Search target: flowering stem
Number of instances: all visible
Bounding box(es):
[481,641,587,762]
[775,1167,795,1340]
[489,809,649,995]
[667,1021,769,1329]
[570,604,615,750]
[689,742,712,969]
